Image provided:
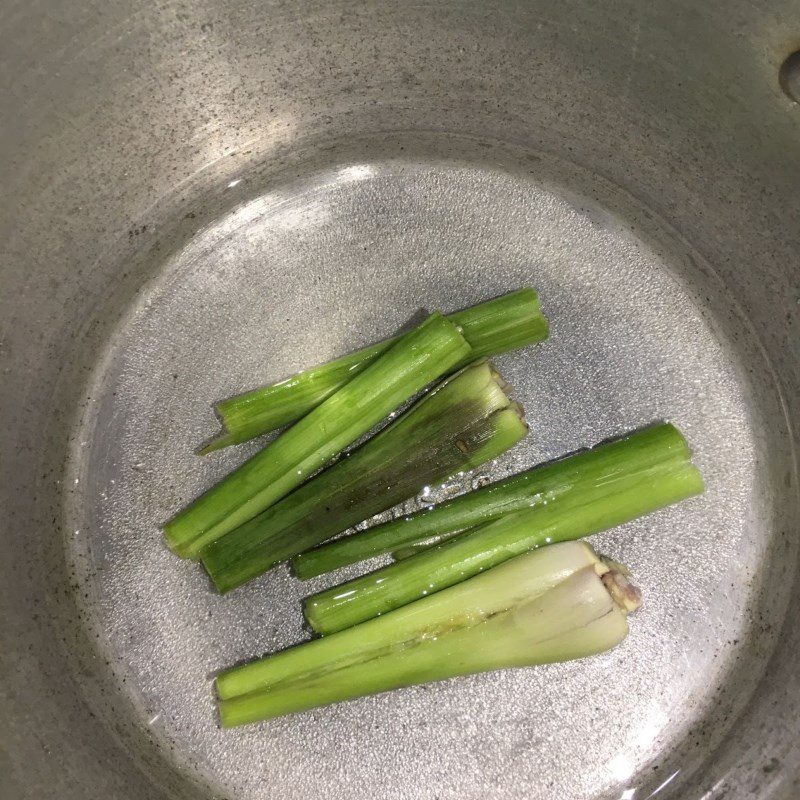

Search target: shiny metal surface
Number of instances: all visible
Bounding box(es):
[1,3,798,800]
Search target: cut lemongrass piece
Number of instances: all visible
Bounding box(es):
[292,423,690,579]
[164,313,472,559]
[216,541,639,725]
[390,533,464,561]
[304,458,703,634]
[202,288,547,452]
[198,341,388,455]
[201,361,527,592]
[218,540,602,700]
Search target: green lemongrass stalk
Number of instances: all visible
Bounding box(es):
[304,458,703,634]
[292,423,690,579]
[201,361,527,592]
[218,540,603,699]
[164,313,471,559]
[217,541,640,725]
[201,288,547,452]
[390,535,463,560]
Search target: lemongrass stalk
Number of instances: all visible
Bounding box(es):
[218,540,602,699]
[201,361,527,592]
[201,288,547,452]
[164,313,471,558]
[292,423,689,579]
[199,341,387,454]
[390,534,463,560]
[216,541,639,725]
[304,459,703,634]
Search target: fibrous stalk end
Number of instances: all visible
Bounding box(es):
[598,561,642,615]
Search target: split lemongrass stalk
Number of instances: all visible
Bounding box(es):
[292,423,690,579]
[164,313,472,559]
[201,288,547,452]
[201,361,527,592]
[216,541,640,725]
[304,457,703,634]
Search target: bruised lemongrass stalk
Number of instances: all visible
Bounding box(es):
[292,423,690,579]
[164,313,472,559]
[304,458,703,634]
[200,361,527,592]
[201,288,547,453]
[216,541,639,725]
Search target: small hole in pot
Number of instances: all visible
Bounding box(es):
[779,50,800,103]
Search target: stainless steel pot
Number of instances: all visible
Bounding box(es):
[2,2,798,799]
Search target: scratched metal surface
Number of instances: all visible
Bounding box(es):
[2,4,799,800]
